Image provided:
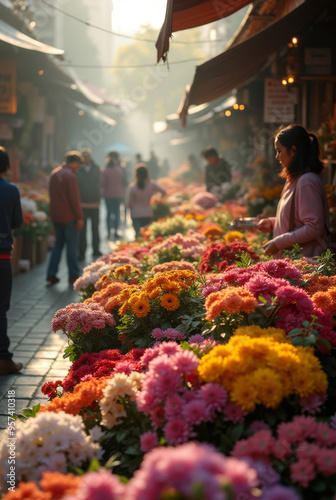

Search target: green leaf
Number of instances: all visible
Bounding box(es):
[288,329,303,337]
[87,458,100,472]
[302,321,311,328]
[231,424,244,441]
[291,336,303,346]
[104,454,121,469]
[318,338,331,351]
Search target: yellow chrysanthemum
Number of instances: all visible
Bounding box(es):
[224,231,243,243]
[231,375,258,411]
[290,368,315,398]
[160,293,180,311]
[311,370,328,394]
[210,345,231,358]
[222,355,246,374]
[252,368,283,408]
[234,326,289,343]
[198,355,225,382]
[131,298,151,317]
[266,349,301,372]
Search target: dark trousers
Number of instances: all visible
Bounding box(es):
[47,221,80,279]
[132,217,153,239]
[79,207,100,256]
[0,260,12,360]
[105,198,121,235]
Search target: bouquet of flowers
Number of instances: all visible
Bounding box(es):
[51,302,117,361]
[116,270,205,348]
[199,241,259,273]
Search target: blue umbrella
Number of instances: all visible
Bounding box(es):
[104,142,132,153]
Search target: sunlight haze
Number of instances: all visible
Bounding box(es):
[111,0,167,33]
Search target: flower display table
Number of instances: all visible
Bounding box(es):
[21,237,36,268]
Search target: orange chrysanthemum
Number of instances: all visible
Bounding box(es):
[39,378,109,416]
[40,471,82,498]
[132,298,151,317]
[160,293,180,311]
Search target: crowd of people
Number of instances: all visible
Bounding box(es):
[45,148,167,286]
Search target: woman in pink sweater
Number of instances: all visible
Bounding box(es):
[126,163,166,239]
[258,124,329,258]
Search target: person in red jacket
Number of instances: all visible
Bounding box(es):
[46,151,84,285]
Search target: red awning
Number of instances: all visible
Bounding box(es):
[178,0,333,126]
[156,0,253,62]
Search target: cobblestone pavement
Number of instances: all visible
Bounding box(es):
[0,217,134,446]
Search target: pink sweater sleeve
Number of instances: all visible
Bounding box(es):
[273,174,327,251]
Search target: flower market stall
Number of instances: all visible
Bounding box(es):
[12,182,52,271]
[1,184,336,500]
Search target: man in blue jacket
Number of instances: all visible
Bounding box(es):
[0,147,23,375]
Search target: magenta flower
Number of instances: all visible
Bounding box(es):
[200,383,228,411]
[164,417,193,444]
[171,350,199,375]
[140,431,158,453]
[183,399,209,424]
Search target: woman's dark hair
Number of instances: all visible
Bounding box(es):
[274,124,324,179]
[134,163,149,189]
[105,158,115,168]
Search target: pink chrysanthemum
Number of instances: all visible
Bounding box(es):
[290,458,316,487]
[151,328,164,340]
[200,383,228,411]
[171,350,199,375]
[182,399,209,425]
[164,394,185,418]
[140,431,158,453]
[164,417,192,444]
[224,401,247,423]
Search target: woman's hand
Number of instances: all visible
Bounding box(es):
[262,239,278,256]
[257,218,273,233]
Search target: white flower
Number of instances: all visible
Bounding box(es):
[33,210,47,222]
[89,425,104,442]
[21,197,37,213]
[0,411,102,485]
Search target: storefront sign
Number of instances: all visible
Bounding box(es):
[263,78,296,123]
[304,48,332,75]
[0,60,17,114]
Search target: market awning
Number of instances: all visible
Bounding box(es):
[74,102,117,127]
[178,0,333,126]
[0,19,64,55]
[156,0,253,62]
[66,67,104,105]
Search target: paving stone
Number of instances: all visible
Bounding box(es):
[35,350,60,359]
[9,386,37,399]
[47,370,70,377]
[11,376,43,386]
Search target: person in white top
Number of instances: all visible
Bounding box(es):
[126,163,166,239]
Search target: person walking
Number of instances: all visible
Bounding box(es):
[201,146,231,192]
[100,151,124,240]
[46,151,84,285]
[258,124,330,258]
[77,148,102,260]
[126,163,166,239]
[0,147,24,375]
